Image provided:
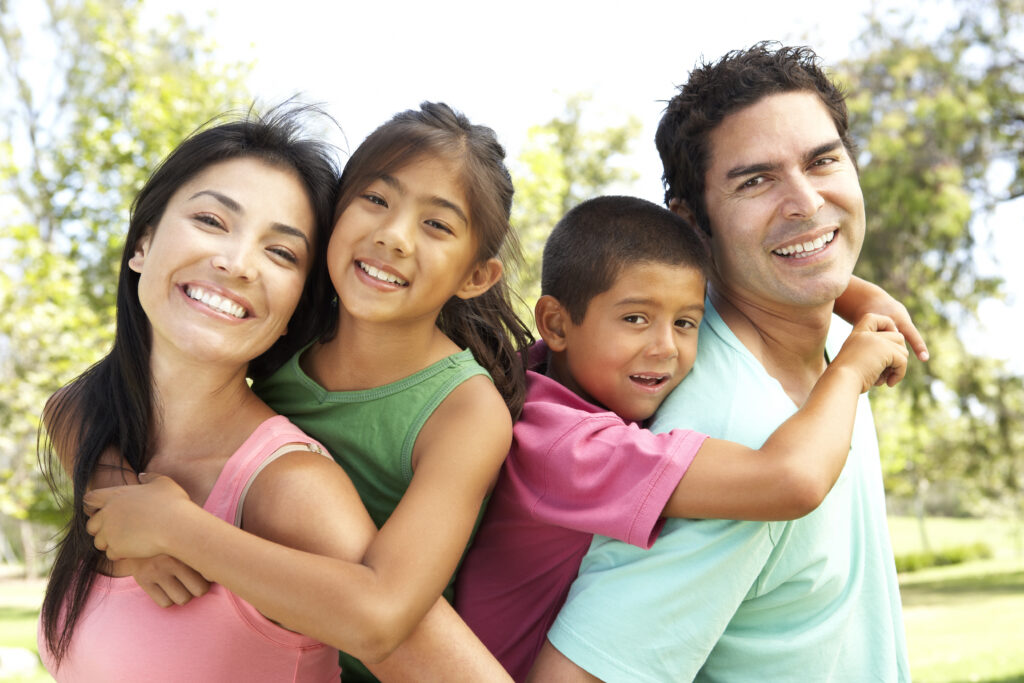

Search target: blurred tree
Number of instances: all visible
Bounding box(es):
[0,0,250,576]
[840,0,1024,533]
[509,94,641,318]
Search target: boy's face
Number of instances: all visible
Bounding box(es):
[550,261,705,423]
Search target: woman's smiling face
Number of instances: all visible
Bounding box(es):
[130,157,316,369]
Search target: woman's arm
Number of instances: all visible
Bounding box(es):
[663,313,908,521]
[85,380,512,666]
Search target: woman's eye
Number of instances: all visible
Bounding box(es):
[268,247,298,265]
[195,213,225,229]
[363,194,387,207]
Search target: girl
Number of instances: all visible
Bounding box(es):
[83,102,532,680]
[38,106,360,681]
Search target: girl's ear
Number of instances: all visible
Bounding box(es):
[455,257,503,300]
[535,295,570,352]
[128,230,153,274]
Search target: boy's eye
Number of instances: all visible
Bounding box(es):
[675,318,696,329]
[623,314,647,325]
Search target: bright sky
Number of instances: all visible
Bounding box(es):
[172,0,1022,371]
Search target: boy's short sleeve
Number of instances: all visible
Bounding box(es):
[509,377,708,546]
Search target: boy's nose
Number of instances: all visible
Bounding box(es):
[646,325,678,360]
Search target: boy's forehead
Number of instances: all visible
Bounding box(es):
[598,260,707,308]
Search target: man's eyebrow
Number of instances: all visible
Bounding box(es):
[189,189,242,212]
[724,138,845,180]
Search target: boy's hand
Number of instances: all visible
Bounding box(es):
[85,474,193,561]
[114,556,211,607]
[835,277,929,362]
[831,314,910,392]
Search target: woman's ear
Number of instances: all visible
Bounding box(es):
[456,257,503,300]
[535,295,570,352]
[128,230,153,274]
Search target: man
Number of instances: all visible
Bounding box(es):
[530,42,912,682]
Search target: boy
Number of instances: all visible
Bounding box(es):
[455,195,907,681]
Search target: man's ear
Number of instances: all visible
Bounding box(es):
[535,295,571,352]
[456,257,503,300]
[127,230,153,274]
[668,198,697,226]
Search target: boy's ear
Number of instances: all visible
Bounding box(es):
[668,198,697,226]
[127,229,153,274]
[456,257,503,300]
[535,295,570,352]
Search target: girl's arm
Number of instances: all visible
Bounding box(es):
[662,313,908,521]
[835,275,928,361]
[85,380,512,666]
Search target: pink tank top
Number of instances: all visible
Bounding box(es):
[39,415,342,682]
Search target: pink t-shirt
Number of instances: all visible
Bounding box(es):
[39,416,341,683]
[455,346,707,681]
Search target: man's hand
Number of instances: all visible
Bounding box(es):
[85,474,194,561]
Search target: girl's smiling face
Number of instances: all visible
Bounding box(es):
[328,155,501,328]
[130,157,316,369]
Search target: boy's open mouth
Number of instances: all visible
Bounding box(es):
[630,374,669,387]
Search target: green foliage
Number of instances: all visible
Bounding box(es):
[0,0,251,556]
[840,0,1024,517]
[509,94,641,319]
[895,541,993,573]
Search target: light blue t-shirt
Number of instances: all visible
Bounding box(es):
[547,298,910,682]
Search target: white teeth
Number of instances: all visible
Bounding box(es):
[185,285,246,318]
[359,261,408,286]
[774,230,835,258]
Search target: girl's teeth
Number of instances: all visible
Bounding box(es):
[359,261,408,286]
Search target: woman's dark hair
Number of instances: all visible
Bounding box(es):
[39,104,340,665]
[327,101,533,418]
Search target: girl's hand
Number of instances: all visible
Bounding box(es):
[84,474,195,561]
[835,276,929,362]
[114,556,211,607]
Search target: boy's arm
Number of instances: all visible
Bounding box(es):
[835,275,928,361]
[663,313,908,521]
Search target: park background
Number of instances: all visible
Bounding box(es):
[1,0,1021,680]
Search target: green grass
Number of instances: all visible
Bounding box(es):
[2,516,1022,682]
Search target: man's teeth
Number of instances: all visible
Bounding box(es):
[774,230,836,258]
[359,261,408,286]
[185,286,246,319]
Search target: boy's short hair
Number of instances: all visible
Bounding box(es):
[541,195,711,323]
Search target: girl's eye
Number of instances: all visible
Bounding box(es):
[426,219,454,235]
[195,213,225,230]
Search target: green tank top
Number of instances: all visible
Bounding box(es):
[253,346,493,682]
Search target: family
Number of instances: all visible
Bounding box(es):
[38,42,922,682]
